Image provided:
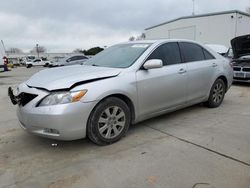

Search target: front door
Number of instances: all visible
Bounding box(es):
[136,42,188,116]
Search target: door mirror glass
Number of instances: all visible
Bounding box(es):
[143,59,163,70]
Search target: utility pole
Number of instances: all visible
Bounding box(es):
[36,44,39,58]
[192,0,195,16]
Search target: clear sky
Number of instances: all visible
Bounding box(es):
[0,0,249,52]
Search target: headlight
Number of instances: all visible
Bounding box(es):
[38,90,87,107]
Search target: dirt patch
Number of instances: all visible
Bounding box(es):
[47,175,81,188]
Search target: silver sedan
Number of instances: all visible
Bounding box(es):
[9,39,233,145]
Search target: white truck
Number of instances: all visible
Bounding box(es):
[0,55,4,72]
[26,58,52,68]
[0,45,5,72]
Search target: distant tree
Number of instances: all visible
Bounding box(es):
[136,33,146,41]
[73,48,84,53]
[83,47,104,56]
[7,48,23,54]
[129,36,135,41]
[30,45,46,53]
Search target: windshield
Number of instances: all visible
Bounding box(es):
[84,43,151,68]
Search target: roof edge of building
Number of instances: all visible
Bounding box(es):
[145,10,250,30]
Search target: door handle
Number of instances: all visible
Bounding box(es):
[178,68,187,74]
[212,63,218,67]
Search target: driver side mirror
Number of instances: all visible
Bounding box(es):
[143,59,163,70]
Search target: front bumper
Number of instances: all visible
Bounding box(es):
[233,70,250,82]
[233,64,250,82]
[9,84,98,140]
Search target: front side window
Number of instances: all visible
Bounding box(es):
[147,42,181,66]
[84,43,151,68]
[179,42,205,62]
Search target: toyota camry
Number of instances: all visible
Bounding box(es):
[9,39,233,145]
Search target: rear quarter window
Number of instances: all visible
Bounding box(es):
[203,49,215,60]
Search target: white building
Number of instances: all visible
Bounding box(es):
[145,10,250,47]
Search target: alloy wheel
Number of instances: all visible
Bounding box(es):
[98,106,126,139]
[212,82,224,104]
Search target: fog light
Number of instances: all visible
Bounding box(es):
[44,128,60,134]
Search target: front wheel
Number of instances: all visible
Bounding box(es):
[87,97,131,145]
[204,79,226,108]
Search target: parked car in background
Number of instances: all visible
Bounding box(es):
[51,55,88,67]
[26,58,52,68]
[23,56,35,65]
[231,34,250,82]
[9,39,233,145]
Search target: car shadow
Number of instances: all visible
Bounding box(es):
[233,82,250,87]
[0,75,13,78]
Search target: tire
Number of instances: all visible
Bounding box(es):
[87,97,131,145]
[26,64,32,68]
[204,79,226,108]
[44,63,49,67]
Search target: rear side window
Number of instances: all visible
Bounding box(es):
[147,42,181,66]
[203,49,215,60]
[179,42,205,62]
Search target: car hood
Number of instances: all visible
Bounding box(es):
[231,35,250,59]
[26,65,122,91]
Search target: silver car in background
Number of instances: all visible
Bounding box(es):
[9,40,233,145]
[52,55,88,67]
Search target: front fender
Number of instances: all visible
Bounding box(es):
[72,72,139,115]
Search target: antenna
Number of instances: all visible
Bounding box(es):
[192,0,195,16]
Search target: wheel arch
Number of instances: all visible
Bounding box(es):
[217,75,228,91]
[91,93,136,124]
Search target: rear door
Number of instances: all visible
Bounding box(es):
[136,42,188,116]
[179,42,216,102]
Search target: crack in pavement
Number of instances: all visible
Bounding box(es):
[144,124,250,167]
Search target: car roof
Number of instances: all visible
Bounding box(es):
[121,39,205,46]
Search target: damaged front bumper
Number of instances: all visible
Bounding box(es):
[8,84,98,140]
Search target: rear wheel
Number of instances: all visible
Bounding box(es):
[87,97,131,145]
[205,79,226,108]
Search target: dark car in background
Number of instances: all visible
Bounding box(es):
[231,35,250,82]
